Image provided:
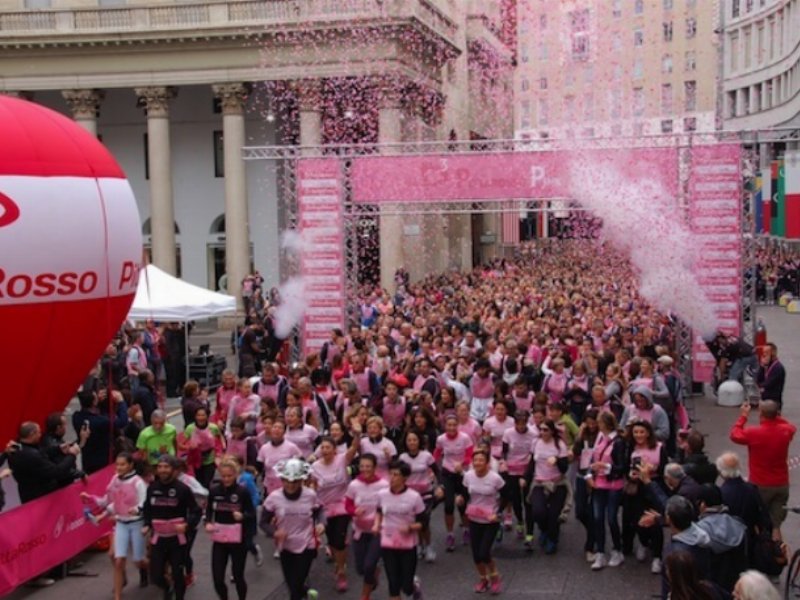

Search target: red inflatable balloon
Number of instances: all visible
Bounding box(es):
[0,95,142,445]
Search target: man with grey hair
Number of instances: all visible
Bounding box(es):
[716,451,771,547]
[733,569,780,600]
[730,400,796,540]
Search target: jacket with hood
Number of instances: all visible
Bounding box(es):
[619,386,670,442]
[698,506,748,593]
[662,525,712,600]
[682,452,719,486]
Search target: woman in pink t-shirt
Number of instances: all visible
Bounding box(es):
[261,458,322,600]
[483,400,514,460]
[256,421,302,497]
[524,418,569,555]
[345,454,389,600]
[284,407,319,459]
[309,435,359,593]
[434,414,474,552]
[399,429,439,563]
[460,450,505,594]
[374,460,426,600]
[359,416,397,479]
[501,410,537,545]
[456,401,483,446]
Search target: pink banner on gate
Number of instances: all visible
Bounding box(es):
[350,148,678,203]
[297,158,346,354]
[689,144,742,383]
[0,465,114,595]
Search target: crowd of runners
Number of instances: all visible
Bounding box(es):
[2,239,795,600]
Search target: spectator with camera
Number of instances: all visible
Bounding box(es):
[72,389,129,475]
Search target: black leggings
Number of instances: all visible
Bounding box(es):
[353,533,382,586]
[622,490,663,558]
[502,474,532,532]
[150,537,187,600]
[279,549,317,600]
[441,469,467,516]
[196,463,216,491]
[325,515,351,551]
[529,484,568,544]
[469,521,499,565]
[382,547,417,597]
[211,542,247,600]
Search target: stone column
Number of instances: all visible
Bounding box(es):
[376,80,406,292]
[62,89,104,136]
[213,83,251,310]
[135,86,177,275]
[295,79,323,150]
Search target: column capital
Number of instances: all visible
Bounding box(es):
[212,82,251,115]
[373,76,406,110]
[62,89,105,120]
[291,79,323,112]
[135,86,177,118]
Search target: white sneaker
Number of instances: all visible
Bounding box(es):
[273,548,280,559]
[585,551,597,563]
[425,545,437,563]
[591,554,608,571]
[608,550,625,567]
[651,558,662,574]
[254,544,264,567]
[635,542,648,562]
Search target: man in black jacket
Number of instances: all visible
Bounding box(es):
[72,389,128,474]
[8,421,82,503]
[143,455,198,600]
[757,343,786,408]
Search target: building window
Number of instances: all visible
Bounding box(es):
[521,100,532,129]
[732,0,740,18]
[570,9,591,62]
[633,57,643,79]
[663,0,673,9]
[635,0,644,15]
[686,17,697,39]
[521,78,530,91]
[661,119,673,133]
[634,28,644,46]
[744,27,752,68]
[633,87,645,116]
[539,77,548,90]
[610,89,622,119]
[213,130,225,178]
[540,14,547,30]
[583,92,594,121]
[662,53,673,73]
[613,0,622,18]
[684,80,697,111]
[684,117,697,132]
[538,42,548,60]
[730,33,739,70]
[745,0,754,11]
[661,83,673,114]
[24,0,51,6]
[521,45,530,63]
[538,98,549,126]
[663,21,673,42]
[685,50,696,71]
[756,24,764,64]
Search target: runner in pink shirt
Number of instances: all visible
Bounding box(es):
[483,400,514,460]
[261,458,322,600]
[456,401,483,445]
[359,416,398,479]
[284,406,319,459]
[399,429,440,564]
[501,410,537,544]
[225,379,260,436]
[460,450,505,594]
[345,454,389,600]
[374,461,425,600]
[309,434,359,592]
[256,421,302,496]
[434,414,474,552]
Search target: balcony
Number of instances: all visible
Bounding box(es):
[0,0,459,52]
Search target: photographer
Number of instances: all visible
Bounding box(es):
[72,389,129,474]
[42,412,89,488]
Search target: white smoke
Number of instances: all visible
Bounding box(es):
[273,276,308,339]
[568,160,719,338]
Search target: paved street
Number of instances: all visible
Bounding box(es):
[6,306,800,599]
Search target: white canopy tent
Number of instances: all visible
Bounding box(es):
[128,264,237,395]
[129,264,236,321]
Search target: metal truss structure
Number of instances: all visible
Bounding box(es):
[244,134,757,389]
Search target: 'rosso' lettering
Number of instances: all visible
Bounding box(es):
[0,268,99,300]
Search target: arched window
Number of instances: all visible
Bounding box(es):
[210,214,226,235]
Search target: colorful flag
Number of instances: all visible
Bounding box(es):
[771,160,786,237]
[762,168,772,234]
[754,173,763,234]
[785,157,800,239]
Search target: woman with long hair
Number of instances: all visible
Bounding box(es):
[666,551,727,600]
